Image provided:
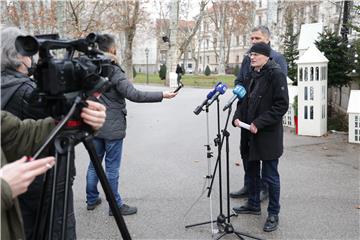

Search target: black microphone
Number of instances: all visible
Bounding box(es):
[193,82,221,115]
[223,85,246,111]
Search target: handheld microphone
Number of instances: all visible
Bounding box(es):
[223,85,247,111]
[193,82,222,115]
[206,83,228,107]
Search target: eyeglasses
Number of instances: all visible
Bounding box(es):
[248,53,261,57]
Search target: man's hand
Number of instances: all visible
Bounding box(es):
[81,100,106,130]
[163,91,178,99]
[234,119,241,127]
[0,156,55,199]
[250,123,258,134]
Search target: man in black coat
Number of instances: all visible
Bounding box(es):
[232,43,289,232]
[231,25,288,201]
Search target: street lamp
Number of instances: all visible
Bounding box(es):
[145,48,149,84]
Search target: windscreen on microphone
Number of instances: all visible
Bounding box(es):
[193,82,223,115]
[233,85,246,98]
[222,85,246,111]
[206,82,222,99]
[207,83,228,106]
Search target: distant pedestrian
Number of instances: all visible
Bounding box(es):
[176,64,183,86]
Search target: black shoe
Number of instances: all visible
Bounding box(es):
[233,202,261,215]
[263,215,279,232]
[229,186,249,199]
[87,198,102,210]
[260,189,269,202]
[109,204,137,216]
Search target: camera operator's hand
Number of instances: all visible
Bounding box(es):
[81,100,106,130]
[0,156,55,199]
[163,91,177,99]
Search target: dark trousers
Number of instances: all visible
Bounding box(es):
[19,154,77,240]
[247,159,280,216]
[243,157,268,192]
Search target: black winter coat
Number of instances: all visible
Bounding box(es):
[233,60,289,161]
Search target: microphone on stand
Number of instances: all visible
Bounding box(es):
[206,83,228,107]
[222,85,246,111]
[193,82,222,115]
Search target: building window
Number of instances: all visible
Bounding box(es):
[304,67,308,81]
[310,106,314,119]
[310,87,314,100]
[258,15,262,25]
[206,39,209,49]
[199,56,202,63]
[310,67,314,81]
[259,0,262,8]
[243,35,247,46]
[322,104,325,119]
[312,5,318,16]
[236,36,239,46]
[315,67,319,80]
[236,55,240,63]
[304,106,308,119]
[304,86,308,100]
[299,67,303,81]
[322,85,326,100]
[207,55,210,64]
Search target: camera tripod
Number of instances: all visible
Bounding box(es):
[30,97,131,240]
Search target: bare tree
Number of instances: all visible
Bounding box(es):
[176,0,209,62]
[209,0,254,74]
[2,0,58,34]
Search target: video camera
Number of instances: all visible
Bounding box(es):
[15,33,112,119]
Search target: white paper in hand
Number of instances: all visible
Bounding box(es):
[238,121,250,130]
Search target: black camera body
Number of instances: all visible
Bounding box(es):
[15,33,112,119]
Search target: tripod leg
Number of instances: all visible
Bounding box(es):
[31,170,51,240]
[235,231,266,240]
[47,151,60,240]
[61,139,74,240]
[214,232,226,240]
[233,232,246,240]
[83,136,131,240]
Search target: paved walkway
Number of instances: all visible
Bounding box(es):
[73,84,359,239]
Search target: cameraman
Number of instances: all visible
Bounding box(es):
[1,102,106,240]
[85,34,177,216]
[1,26,106,239]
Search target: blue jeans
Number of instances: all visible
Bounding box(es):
[247,159,280,216]
[86,137,124,207]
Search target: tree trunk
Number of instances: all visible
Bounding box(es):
[165,0,179,86]
[123,31,135,81]
[218,5,225,75]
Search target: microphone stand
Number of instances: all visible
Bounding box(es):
[185,98,227,233]
[214,105,264,240]
[184,104,215,234]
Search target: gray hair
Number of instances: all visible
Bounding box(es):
[251,25,271,38]
[1,27,26,71]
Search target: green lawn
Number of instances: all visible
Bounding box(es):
[134,73,236,88]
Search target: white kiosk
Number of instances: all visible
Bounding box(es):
[297,44,329,136]
[347,90,360,144]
